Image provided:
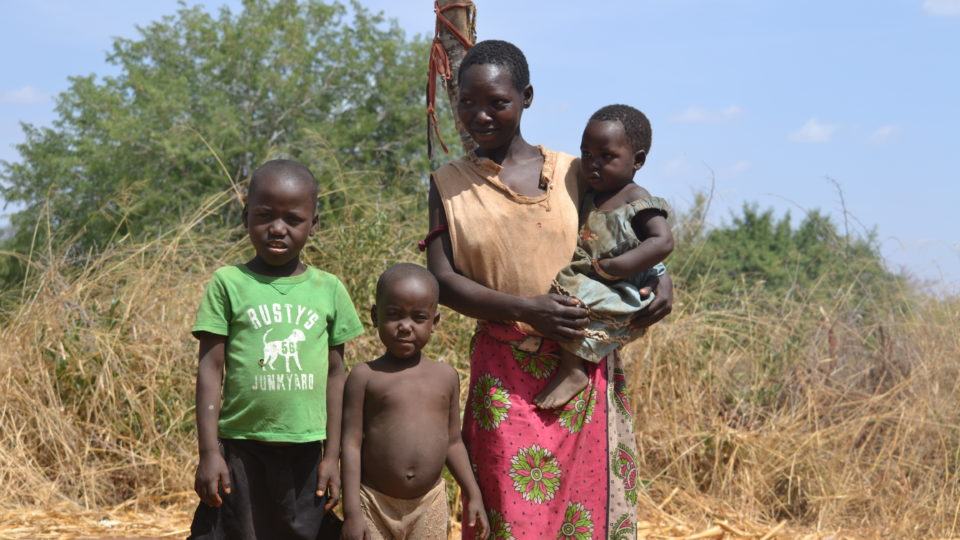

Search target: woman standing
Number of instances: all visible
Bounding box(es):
[425,41,673,539]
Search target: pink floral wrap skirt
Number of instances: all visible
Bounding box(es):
[461,322,640,540]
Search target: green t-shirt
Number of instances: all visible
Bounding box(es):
[193,265,364,442]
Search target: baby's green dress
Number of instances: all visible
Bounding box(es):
[552,191,670,362]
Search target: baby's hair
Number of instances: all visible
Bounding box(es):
[458,39,530,93]
[590,104,653,155]
[248,159,319,208]
[375,263,440,306]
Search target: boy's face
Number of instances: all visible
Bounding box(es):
[457,63,532,152]
[580,120,646,193]
[372,278,440,360]
[243,175,317,268]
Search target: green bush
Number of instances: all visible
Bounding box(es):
[672,201,900,309]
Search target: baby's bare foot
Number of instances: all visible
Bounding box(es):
[535,366,588,409]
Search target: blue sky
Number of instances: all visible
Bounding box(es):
[2,0,958,291]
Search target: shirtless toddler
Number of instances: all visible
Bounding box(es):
[340,263,488,540]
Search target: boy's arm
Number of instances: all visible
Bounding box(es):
[317,344,346,511]
[340,365,370,538]
[598,211,674,279]
[194,332,229,507]
[444,368,489,538]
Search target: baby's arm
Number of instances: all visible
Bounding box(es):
[194,332,229,507]
[317,344,346,511]
[597,209,674,280]
[444,367,489,538]
[340,364,370,540]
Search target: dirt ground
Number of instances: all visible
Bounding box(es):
[0,505,871,540]
[0,506,191,539]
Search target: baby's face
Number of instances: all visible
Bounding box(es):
[244,175,317,268]
[580,120,643,193]
[373,278,439,360]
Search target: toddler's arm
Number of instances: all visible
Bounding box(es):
[444,368,490,538]
[317,344,346,511]
[631,273,675,329]
[194,333,229,507]
[340,365,370,540]
[597,209,674,279]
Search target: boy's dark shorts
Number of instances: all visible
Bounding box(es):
[188,439,342,540]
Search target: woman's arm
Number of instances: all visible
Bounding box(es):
[427,180,588,341]
[316,344,346,511]
[194,333,229,508]
[340,365,370,540]
[598,211,674,279]
[444,368,489,538]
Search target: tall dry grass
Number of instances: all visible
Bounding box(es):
[0,182,474,510]
[628,277,960,536]
[1,183,958,537]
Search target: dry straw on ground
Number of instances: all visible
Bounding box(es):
[1,186,958,538]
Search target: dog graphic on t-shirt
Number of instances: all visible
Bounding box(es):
[261,328,306,372]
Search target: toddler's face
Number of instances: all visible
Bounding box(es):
[457,64,531,152]
[373,279,439,360]
[244,176,317,268]
[580,120,644,193]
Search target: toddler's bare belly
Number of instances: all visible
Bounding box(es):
[361,414,449,499]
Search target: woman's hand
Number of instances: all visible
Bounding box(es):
[194,450,230,508]
[631,274,674,329]
[520,294,589,341]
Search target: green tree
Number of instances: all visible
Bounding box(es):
[1,0,437,265]
[673,203,898,304]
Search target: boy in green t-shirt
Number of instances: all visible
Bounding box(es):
[188,160,364,540]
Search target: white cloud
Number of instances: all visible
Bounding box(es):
[672,105,743,124]
[923,0,960,16]
[730,160,752,174]
[0,86,50,105]
[869,125,898,144]
[789,118,837,143]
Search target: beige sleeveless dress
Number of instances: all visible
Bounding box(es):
[432,146,582,301]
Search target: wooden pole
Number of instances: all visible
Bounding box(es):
[432,0,477,155]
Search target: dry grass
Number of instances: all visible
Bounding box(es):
[626,281,960,537]
[1,186,958,538]
[0,500,193,539]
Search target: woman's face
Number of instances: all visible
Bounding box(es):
[457,64,532,152]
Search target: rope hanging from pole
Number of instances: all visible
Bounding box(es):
[427,0,475,157]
